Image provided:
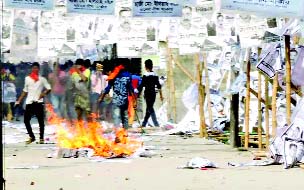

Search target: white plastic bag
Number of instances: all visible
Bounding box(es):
[182,83,198,109]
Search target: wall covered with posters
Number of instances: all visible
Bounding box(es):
[0,0,303,63]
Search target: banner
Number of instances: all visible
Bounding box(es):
[67,0,115,15]
[4,0,54,10]
[221,0,304,18]
[133,0,182,17]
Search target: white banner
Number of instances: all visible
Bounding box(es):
[221,0,304,18]
[5,0,54,10]
[133,0,182,17]
[66,0,115,15]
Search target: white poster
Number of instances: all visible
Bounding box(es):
[76,44,99,61]
[93,17,117,43]
[256,43,281,78]
[11,10,39,61]
[1,9,13,54]
[38,9,66,57]
[221,0,304,18]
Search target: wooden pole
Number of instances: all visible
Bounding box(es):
[245,48,251,149]
[230,68,240,147]
[203,53,213,129]
[257,48,263,150]
[170,55,177,123]
[284,35,291,125]
[265,76,270,147]
[272,74,278,137]
[195,54,208,138]
[173,56,196,82]
[166,46,172,121]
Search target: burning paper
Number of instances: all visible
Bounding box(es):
[46,104,142,158]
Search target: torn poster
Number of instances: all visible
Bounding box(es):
[256,43,282,78]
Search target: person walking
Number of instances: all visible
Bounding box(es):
[136,59,163,128]
[15,62,51,144]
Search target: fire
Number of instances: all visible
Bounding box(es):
[45,104,142,158]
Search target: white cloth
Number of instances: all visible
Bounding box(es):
[23,76,51,104]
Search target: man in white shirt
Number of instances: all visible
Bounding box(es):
[15,62,51,144]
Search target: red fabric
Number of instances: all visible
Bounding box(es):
[79,66,86,72]
[69,67,77,75]
[107,65,124,81]
[132,78,139,89]
[29,71,39,82]
[69,66,86,75]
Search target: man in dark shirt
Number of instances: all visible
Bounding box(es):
[137,59,163,127]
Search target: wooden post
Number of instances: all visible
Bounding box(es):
[284,35,291,125]
[166,46,172,121]
[195,54,208,138]
[257,48,263,150]
[245,48,251,149]
[203,53,213,129]
[272,74,278,137]
[230,69,240,147]
[173,56,196,82]
[170,55,177,123]
[265,76,270,147]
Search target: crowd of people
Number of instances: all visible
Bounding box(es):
[1,58,164,144]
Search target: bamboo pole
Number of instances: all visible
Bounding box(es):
[258,71,263,150]
[257,48,263,150]
[166,45,172,121]
[265,76,270,147]
[245,48,251,149]
[284,35,291,125]
[249,88,271,109]
[195,54,208,138]
[203,52,213,129]
[170,55,177,123]
[173,56,196,82]
[272,74,278,137]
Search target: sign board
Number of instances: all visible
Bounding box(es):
[221,0,304,18]
[67,0,115,15]
[4,0,54,10]
[132,0,182,17]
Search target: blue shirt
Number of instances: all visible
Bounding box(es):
[104,71,133,106]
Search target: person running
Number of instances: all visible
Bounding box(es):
[15,62,51,144]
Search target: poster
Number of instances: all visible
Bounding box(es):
[76,44,99,61]
[221,0,304,18]
[67,0,115,15]
[11,9,39,61]
[93,17,117,43]
[256,43,282,78]
[5,0,54,10]
[117,41,158,57]
[96,43,115,61]
[133,0,182,17]
[38,9,66,57]
[75,15,96,44]
[1,9,13,54]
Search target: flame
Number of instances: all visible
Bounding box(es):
[45,103,142,158]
